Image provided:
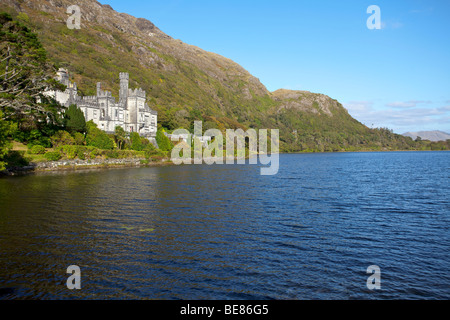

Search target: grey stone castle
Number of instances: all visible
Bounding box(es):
[46,69,157,138]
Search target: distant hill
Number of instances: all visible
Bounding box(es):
[0,0,425,152]
[402,131,450,142]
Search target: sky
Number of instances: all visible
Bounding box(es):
[99,0,450,134]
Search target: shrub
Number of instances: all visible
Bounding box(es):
[14,129,52,148]
[2,150,29,168]
[76,147,86,160]
[144,145,160,158]
[85,121,114,150]
[72,132,85,146]
[130,132,145,151]
[44,151,62,161]
[58,145,78,160]
[29,145,46,155]
[149,154,166,162]
[51,130,75,147]
[145,147,167,161]
[36,137,52,148]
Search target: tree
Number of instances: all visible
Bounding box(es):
[0,110,16,170]
[0,12,64,124]
[156,129,173,152]
[64,104,86,134]
[114,126,127,150]
[130,132,144,151]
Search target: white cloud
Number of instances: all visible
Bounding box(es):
[386,100,432,108]
[344,101,373,113]
[379,20,404,30]
[438,105,450,112]
[409,7,434,14]
[344,100,450,132]
[391,22,404,29]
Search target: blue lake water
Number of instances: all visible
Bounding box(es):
[0,152,449,299]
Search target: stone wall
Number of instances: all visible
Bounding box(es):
[1,158,170,176]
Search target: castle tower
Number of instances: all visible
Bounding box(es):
[119,72,129,107]
[96,82,101,96]
[57,68,70,87]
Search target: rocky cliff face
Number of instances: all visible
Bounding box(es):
[271,89,344,116]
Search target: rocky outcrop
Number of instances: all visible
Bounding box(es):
[271,89,342,116]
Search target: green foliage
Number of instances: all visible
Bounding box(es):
[29,144,46,155]
[64,104,87,134]
[51,130,75,147]
[114,126,127,150]
[72,132,85,146]
[85,120,115,150]
[0,12,64,126]
[13,128,53,148]
[54,145,100,160]
[130,132,144,151]
[16,12,30,23]
[0,110,16,170]
[156,130,173,152]
[143,141,167,160]
[58,145,78,160]
[44,151,62,161]
[3,150,29,167]
[129,133,156,153]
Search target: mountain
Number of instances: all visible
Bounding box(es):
[0,0,419,152]
[402,131,450,142]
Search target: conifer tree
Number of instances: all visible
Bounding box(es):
[64,104,86,134]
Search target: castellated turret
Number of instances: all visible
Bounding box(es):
[96,82,113,98]
[56,68,70,87]
[97,82,101,96]
[128,88,146,99]
[119,72,129,106]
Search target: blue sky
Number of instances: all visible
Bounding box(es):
[99,0,450,134]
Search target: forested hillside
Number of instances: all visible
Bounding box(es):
[1,0,445,155]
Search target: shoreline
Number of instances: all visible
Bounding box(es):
[1,157,173,177]
[1,149,448,177]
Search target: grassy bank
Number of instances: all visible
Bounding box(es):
[0,141,170,175]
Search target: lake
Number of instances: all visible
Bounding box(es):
[0,152,449,299]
